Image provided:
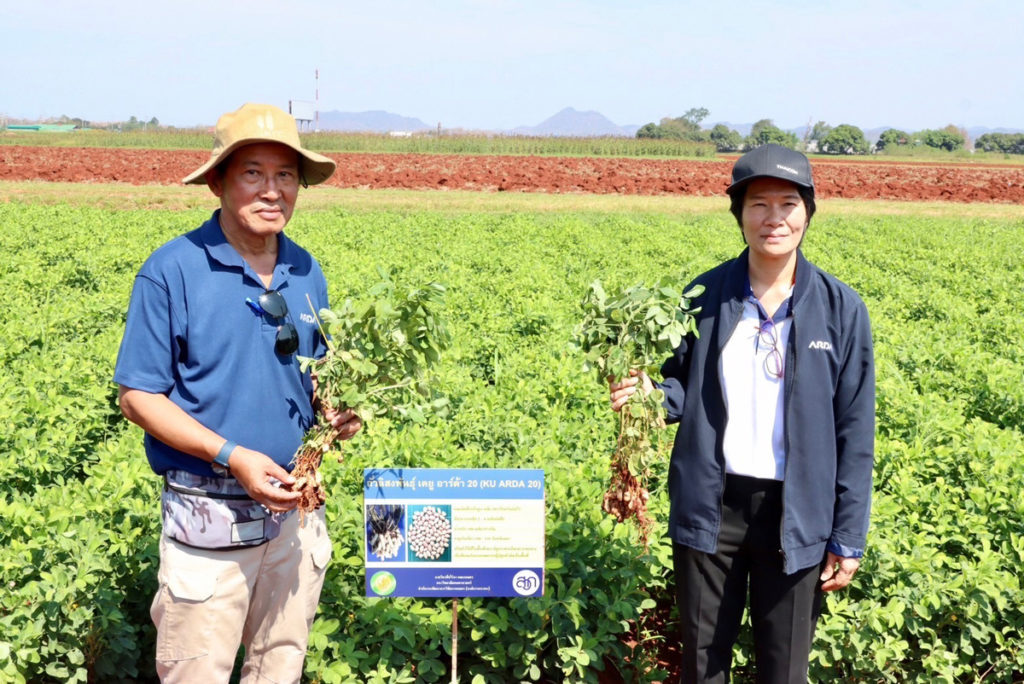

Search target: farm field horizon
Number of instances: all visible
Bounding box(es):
[3,144,1024,203]
[1,149,1023,682]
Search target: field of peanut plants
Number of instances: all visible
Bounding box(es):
[1,184,1022,682]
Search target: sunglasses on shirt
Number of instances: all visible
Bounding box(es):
[246,290,299,356]
[756,318,784,379]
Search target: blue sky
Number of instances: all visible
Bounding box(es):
[3,0,1021,131]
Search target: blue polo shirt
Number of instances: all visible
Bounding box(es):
[114,210,330,476]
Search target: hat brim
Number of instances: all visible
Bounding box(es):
[182,139,336,186]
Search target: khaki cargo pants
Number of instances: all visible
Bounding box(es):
[151,508,332,683]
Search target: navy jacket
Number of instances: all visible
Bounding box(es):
[659,248,875,574]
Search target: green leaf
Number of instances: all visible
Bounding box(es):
[45,662,70,679]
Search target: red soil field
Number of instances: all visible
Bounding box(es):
[2,145,1023,203]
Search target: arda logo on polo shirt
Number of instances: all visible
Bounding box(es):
[808,340,832,351]
[299,313,317,325]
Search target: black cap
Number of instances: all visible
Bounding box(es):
[726,144,814,196]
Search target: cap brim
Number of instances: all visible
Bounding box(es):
[726,174,814,196]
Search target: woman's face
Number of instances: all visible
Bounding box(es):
[740,177,808,261]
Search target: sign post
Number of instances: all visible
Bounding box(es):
[451,598,458,684]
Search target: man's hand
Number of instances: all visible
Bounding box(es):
[227,447,301,513]
[324,406,363,441]
[820,552,860,592]
[608,369,654,412]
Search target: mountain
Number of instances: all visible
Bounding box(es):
[966,125,1024,138]
[511,107,635,137]
[315,110,431,133]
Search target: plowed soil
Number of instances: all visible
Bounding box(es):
[3,145,1023,203]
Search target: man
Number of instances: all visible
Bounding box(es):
[114,103,361,682]
[610,145,874,682]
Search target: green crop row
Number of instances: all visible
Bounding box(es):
[0,128,717,159]
[1,199,1022,682]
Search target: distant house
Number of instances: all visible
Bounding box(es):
[388,131,413,138]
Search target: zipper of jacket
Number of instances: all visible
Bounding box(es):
[779,314,798,570]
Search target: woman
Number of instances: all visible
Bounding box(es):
[610,144,875,683]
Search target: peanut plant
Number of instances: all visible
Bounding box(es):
[571,278,703,544]
[291,271,451,513]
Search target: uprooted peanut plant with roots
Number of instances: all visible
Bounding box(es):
[290,270,450,514]
[571,277,703,545]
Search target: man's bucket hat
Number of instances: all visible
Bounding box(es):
[726,144,814,197]
[183,103,336,186]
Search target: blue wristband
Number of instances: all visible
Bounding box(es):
[214,440,237,472]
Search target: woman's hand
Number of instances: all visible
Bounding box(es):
[820,552,861,592]
[608,369,654,412]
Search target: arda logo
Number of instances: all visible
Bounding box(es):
[808,340,833,351]
[512,570,541,596]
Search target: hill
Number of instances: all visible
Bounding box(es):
[316,110,431,133]
[511,107,637,137]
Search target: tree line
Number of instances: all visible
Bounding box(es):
[3,114,161,131]
[636,109,1023,155]
[974,132,1024,154]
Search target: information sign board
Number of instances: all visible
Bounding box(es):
[363,468,544,598]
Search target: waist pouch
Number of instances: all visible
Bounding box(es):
[162,470,288,550]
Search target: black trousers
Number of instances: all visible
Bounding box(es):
[674,475,824,684]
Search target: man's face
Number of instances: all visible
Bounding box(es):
[207,142,300,239]
[740,177,808,260]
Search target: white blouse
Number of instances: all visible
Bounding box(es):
[719,295,792,481]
